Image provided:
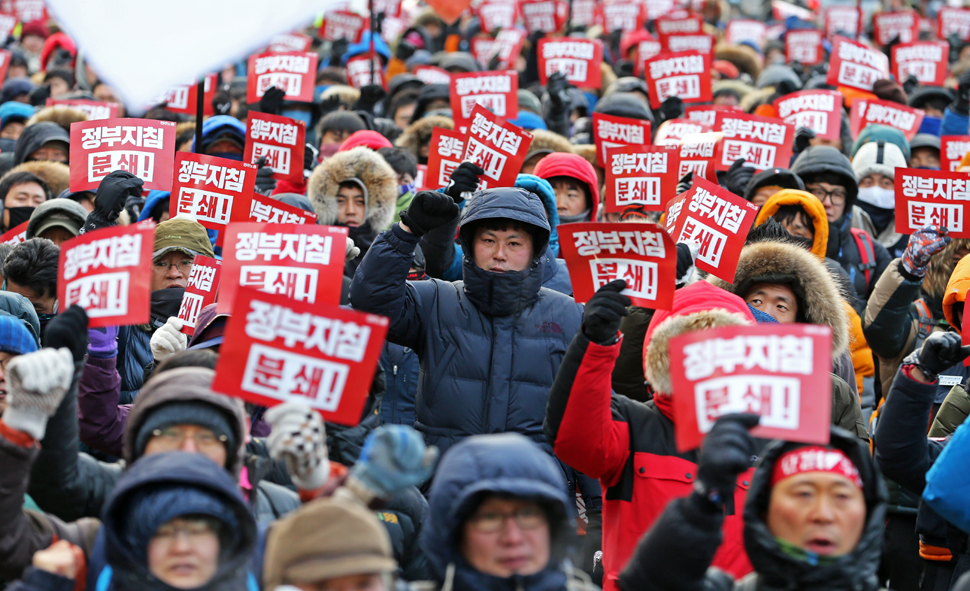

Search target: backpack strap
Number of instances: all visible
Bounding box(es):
[913,298,934,351]
[850,227,877,288]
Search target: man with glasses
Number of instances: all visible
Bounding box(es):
[791,145,891,305]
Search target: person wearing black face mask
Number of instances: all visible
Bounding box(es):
[0,171,52,232]
[2,239,59,336]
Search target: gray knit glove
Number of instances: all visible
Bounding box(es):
[3,348,75,440]
[266,401,331,490]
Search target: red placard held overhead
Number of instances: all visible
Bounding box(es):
[346,54,386,90]
[477,0,518,31]
[824,6,861,39]
[656,15,704,36]
[177,256,222,336]
[155,74,218,117]
[69,119,176,192]
[660,33,715,57]
[246,193,319,225]
[773,90,842,141]
[645,0,676,19]
[592,112,652,167]
[669,323,833,452]
[570,0,597,26]
[461,105,534,188]
[892,42,948,87]
[268,32,313,53]
[0,49,12,83]
[426,127,467,190]
[726,19,766,45]
[58,224,154,329]
[212,288,388,426]
[321,10,368,42]
[170,153,257,232]
[414,65,452,86]
[415,165,428,190]
[471,38,495,69]
[714,111,794,172]
[849,99,924,141]
[827,36,889,92]
[939,8,970,41]
[678,132,721,182]
[785,29,823,66]
[0,220,27,245]
[684,104,742,127]
[46,99,118,121]
[643,51,712,110]
[537,38,603,89]
[244,111,306,184]
[0,13,16,41]
[1,0,44,21]
[604,145,680,212]
[873,11,919,46]
[449,70,519,130]
[484,30,526,70]
[942,136,970,172]
[895,168,970,237]
[654,119,710,147]
[246,52,318,104]
[218,223,348,314]
[635,40,663,75]
[558,222,676,308]
[601,0,645,32]
[664,176,759,282]
[519,0,567,32]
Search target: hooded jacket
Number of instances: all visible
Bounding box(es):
[192,115,246,154]
[533,152,601,225]
[743,167,804,202]
[351,187,583,455]
[617,427,887,591]
[544,282,756,591]
[13,121,69,166]
[395,115,453,164]
[419,433,583,591]
[754,190,829,260]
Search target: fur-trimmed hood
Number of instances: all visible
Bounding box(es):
[715,44,763,81]
[395,114,453,162]
[307,146,398,230]
[708,240,850,358]
[7,160,70,196]
[25,104,88,132]
[525,129,574,161]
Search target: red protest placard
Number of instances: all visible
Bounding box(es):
[519,0,567,32]
[660,33,715,57]
[773,90,842,141]
[46,99,118,121]
[635,40,663,75]
[677,132,721,182]
[645,0,677,19]
[558,222,676,308]
[873,11,919,46]
[321,10,367,42]
[601,0,645,32]
[462,104,533,188]
[69,119,176,192]
[0,0,43,22]
[170,153,257,232]
[771,0,814,21]
[827,36,889,92]
[415,164,428,190]
[484,30,526,70]
[423,0,473,24]
[654,119,710,147]
[177,256,222,336]
[656,15,704,36]
[824,6,861,39]
[0,220,26,245]
[643,51,712,110]
[244,111,307,184]
[726,19,766,45]
[414,65,452,86]
[371,0,402,18]
[669,323,833,452]
[246,52,319,104]
[346,54,386,90]
[0,13,16,41]
[268,32,313,53]
[58,224,154,329]
[571,0,597,26]
[604,145,680,212]
[684,104,741,128]
[0,49,11,83]
[849,98,924,141]
[450,70,519,130]
[895,168,970,237]
[471,38,496,69]
[665,176,759,282]
[714,111,794,172]
[785,29,823,66]
[942,136,970,172]
[246,193,319,225]
[538,38,603,89]
[212,288,388,426]
[592,112,652,167]
[426,127,466,190]
[477,0,518,31]
[155,74,218,117]
[892,41,948,87]
[218,223,348,314]
[939,8,970,41]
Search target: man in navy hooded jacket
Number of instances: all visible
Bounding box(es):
[350,187,583,457]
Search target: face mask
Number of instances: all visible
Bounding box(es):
[318,143,341,159]
[399,182,415,197]
[857,186,895,210]
[5,206,34,230]
[210,151,243,162]
[282,109,313,127]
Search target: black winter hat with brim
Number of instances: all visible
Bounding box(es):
[743,167,805,202]
[790,145,859,210]
[134,400,237,461]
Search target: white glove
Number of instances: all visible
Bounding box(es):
[3,348,75,440]
[266,401,331,490]
[150,317,187,362]
[345,237,361,261]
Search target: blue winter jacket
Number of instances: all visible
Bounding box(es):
[351,187,583,455]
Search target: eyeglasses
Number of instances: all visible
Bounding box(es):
[466,506,547,533]
[807,186,847,206]
[0,356,13,372]
[152,518,217,543]
[151,427,228,451]
[153,259,193,273]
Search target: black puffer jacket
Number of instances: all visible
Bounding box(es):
[618,427,887,591]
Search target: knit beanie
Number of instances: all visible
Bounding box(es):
[871,79,908,105]
[134,401,237,460]
[852,140,906,183]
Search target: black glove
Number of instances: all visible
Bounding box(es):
[444,162,484,202]
[42,305,90,362]
[28,84,51,107]
[395,40,416,61]
[952,69,970,117]
[303,143,319,179]
[905,331,970,383]
[792,126,816,156]
[902,74,920,98]
[254,156,277,196]
[658,96,684,124]
[82,171,144,234]
[582,280,631,345]
[717,159,756,197]
[212,90,232,116]
[546,71,571,110]
[400,190,460,237]
[320,94,342,116]
[259,86,286,116]
[124,194,145,223]
[353,84,387,113]
[329,39,350,69]
[675,171,694,195]
[693,414,760,512]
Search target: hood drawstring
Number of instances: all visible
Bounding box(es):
[443,563,456,591]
